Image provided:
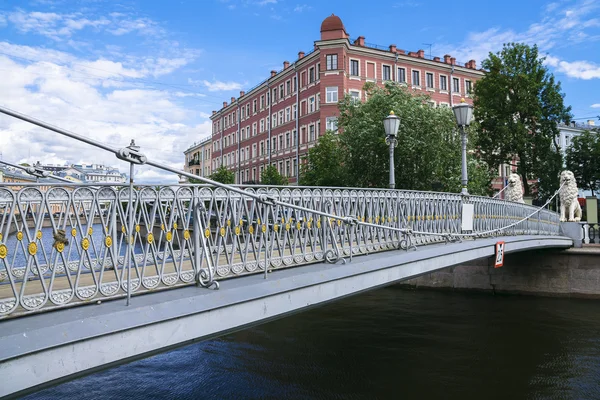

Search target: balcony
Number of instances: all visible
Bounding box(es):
[188,159,200,166]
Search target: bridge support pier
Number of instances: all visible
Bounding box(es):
[560,222,582,248]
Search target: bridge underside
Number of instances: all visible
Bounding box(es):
[0,235,571,399]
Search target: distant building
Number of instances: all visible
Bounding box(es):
[182,136,212,183]
[558,120,596,159]
[33,162,127,183]
[209,14,482,184]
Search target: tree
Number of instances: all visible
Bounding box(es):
[19,163,30,167]
[300,131,347,187]
[260,165,288,186]
[209,166,235,184]
[473,43,572,200]
[566,129,600,196]
[336,81,492,194]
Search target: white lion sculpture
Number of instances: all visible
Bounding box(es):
[559,170,582,222]
[505,173,524,203]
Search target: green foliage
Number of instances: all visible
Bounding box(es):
[300,132,347,187]
[299,82,492,195]
[566,129,600,196]
[473,42,572,199]
[209,166,235,184]
[261,165,288,186]
[19,163,30,167]
[187,177,202,184]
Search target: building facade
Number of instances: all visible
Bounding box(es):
[183,136,212,182]
[209,14,483,184]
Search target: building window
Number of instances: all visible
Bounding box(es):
[309,97,315,113]
[383,65,391,81]
[292,104,297,119]
[293,76,297,91]
[273,88,278,102]
[440,75,448,91]
[286,132,290,148]
[349,90,360,104]
[286,80,291,95]
[260,119,264,132]
[397,67,406,83]
[241,107,245,120]
[309,125,315,141]
[253,100,257,113]
[412,70,420,87]
[279,84,284,99]
[252,123,257,136]
[426,72,434,88]
[465,80,472,95]
[326,117,338,132]
[285,107,290,122]
[279,110,284,125]
[453,77,460,93]
[272,137,277,152]
[326,54,338,70]
[309,67,315,83]
[326,87,338,103]
[292,129,297,146]
[260,95,264,109]
[272,114,277,127]
[350,59,359,76]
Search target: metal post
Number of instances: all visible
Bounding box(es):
[460,126,469,195]
[126,161,134,306]
[388,139,395,189]
[385,135,397,190]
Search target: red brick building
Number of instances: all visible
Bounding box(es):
[209,14,484,184]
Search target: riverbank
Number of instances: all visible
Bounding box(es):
[399,246,600,299]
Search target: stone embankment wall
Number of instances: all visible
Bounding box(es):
[400,248,600,299]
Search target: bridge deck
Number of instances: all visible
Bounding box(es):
[0,235,572,399]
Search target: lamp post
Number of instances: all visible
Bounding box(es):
[383,111,400,189]
[452,99,474,195]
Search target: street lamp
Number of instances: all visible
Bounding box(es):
[383,111,400,189]
[452,99,474,195]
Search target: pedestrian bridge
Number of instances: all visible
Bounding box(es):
[0,183,572,398]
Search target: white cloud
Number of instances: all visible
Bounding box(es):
[0,45,211,185]
[545,55,600,80]
[591,104,600,108]
[293,4,310,12]
[257,0,277,5]
[436,0,600,71]
[188,79,245,92]
[4,9,164,41]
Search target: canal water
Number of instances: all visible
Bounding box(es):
[25,288,600,399]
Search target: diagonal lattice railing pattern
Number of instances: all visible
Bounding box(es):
[0,183,560,318]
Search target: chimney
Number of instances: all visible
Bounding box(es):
[354,36,365,46]
[444,54,451,64]
[231,96,236,103]
[408,51,417,57]
[389,44,397,53]
[239,90,245,97]
[464,61,470,68]
[283,61,290,69]
[212,111,216,115]
[450,57,456,65]
[469,59,477,69]
[298,51,305,59]
[433,56,440,62]
[270,70,277,77]
[397,49,406,55]
[223,101,228,108]
[417,49,425,58]
[588,120,596,126]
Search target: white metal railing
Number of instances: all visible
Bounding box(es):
[0,183,560,318]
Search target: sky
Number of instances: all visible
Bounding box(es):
[0,0,599,184]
